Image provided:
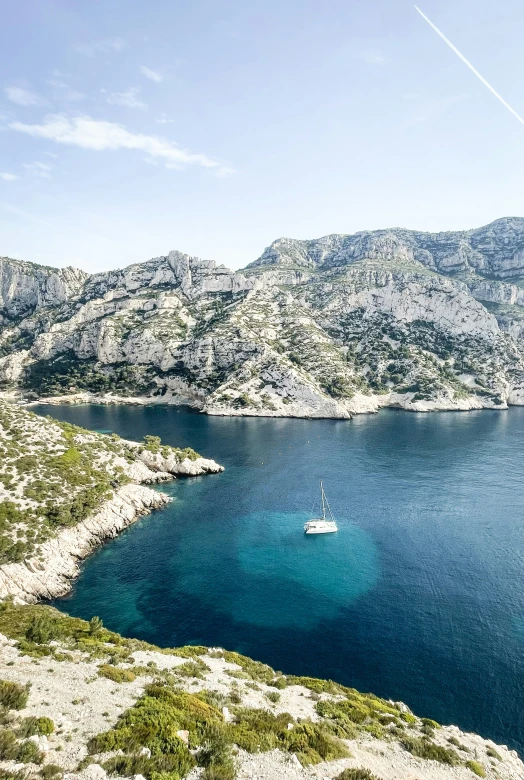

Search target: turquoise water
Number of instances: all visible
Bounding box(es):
[33,404,524,753]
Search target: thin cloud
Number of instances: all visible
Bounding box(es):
[105,87,146,110]
[10,114,234,175]
[23,161,52,179]
[0,173,18,182]
[5,86,47,107]
[155,114,176,125]
[141,66,162,83]
[415,6,524,127]
[75,37,126,57]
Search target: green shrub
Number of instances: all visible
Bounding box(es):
[0,680,29,710]
[228,708,349,766]
[16,739,44,764]
[420,717,440,729]
[25,615,59,645]
[486,747,501,760]
[175,659,210,679]
[466,760,486,777]
[98,665,136,683]
[0,770,30,780]
[199,726,235,780]
[0,728,18,759]
[40,765,63,780]
[335,769,381,780]
[89,685,222,756]
[447,736,469,752]
[203,767,236,780]
[103,751,195,780]
[265,691,280,704]
[18,717,54,738]
[400,735,459,765]
[89,616,104,636]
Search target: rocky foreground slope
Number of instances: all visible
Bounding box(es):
[0,400,222,602]
[0,602,521,780]
[3,218,524,416]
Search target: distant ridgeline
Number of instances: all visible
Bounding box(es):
[2,217,524,417]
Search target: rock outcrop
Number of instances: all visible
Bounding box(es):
[0,400,223,603]
[3,218,524,416]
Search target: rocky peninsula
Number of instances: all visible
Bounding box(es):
[0,400,222,603]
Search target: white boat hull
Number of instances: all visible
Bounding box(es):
[304,520,338,534]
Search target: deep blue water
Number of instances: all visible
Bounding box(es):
[33,404,524,753]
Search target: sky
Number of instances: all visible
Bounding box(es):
[1,0,524,273]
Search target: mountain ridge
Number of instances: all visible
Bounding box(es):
[2,218,524,417]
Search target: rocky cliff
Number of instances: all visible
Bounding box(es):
[0,400,223,602]
[0,601,522,780]
[3,218,524,416]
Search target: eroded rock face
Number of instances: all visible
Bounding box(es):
[3,218,524,417]
[0,257,88,322]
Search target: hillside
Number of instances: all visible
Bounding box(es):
[0,601,522,780]
[2,218,524,416]
[0,400,222,602]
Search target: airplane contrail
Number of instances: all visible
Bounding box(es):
[414,5,524,127]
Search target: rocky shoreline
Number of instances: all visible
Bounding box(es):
[0,484,169,603]
[0,400,224,604]
[16,388,512,418]
[0,445,223,604]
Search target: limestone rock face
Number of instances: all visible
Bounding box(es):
[3,218,524,416]
[0,257,87,322]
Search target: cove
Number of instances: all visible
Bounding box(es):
[33,403,524,755]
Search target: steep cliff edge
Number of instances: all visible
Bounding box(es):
[3,218,524,416]
[0,400,223,602]
[0,602,521,780]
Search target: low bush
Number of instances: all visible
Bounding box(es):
[0,728,17,759]
[98,665,136,683]
[0,770,30,780]
[18,717,54,738]
[228,708,349,766]
[26,614,60,645]
[0,681,29,711]
[16,739,44,764]
[40,765,63,780]
[448,735,469,752]
[89,685,222,756]
[400,735,459,765]
[335,769,381,780]
[103,750,194,780]
[175,659,210,679]
[420,717,440,730]
[466,760,486,777]
[199,726,235,780]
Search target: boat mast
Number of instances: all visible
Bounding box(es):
[320,481,326,521]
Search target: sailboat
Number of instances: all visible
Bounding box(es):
[304,481,338,534]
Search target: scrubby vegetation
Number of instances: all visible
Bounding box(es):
[0,603,505,780]
[0,400,201,564]
[0,681,29,711]
[21,354,157,399]
[400,734,460,765]
[335,769,381,780]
